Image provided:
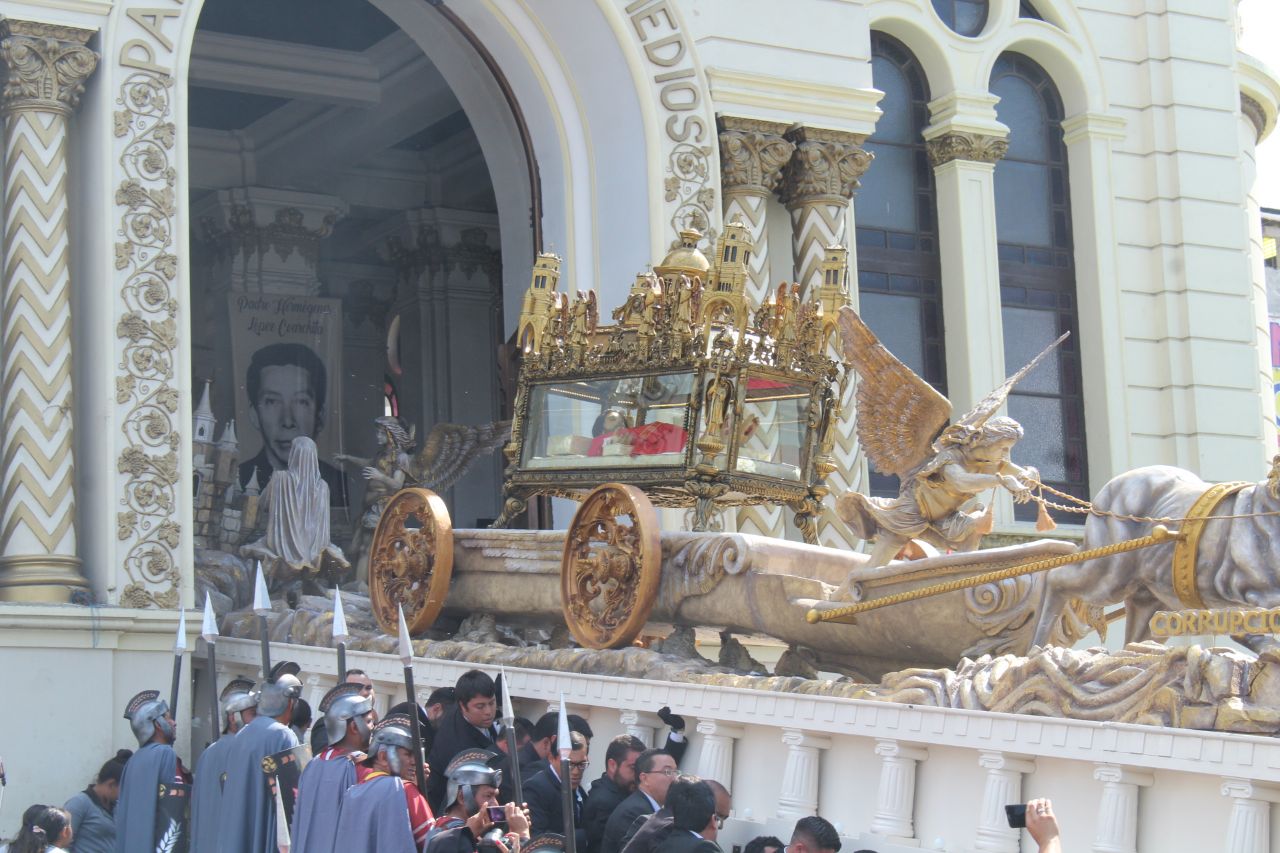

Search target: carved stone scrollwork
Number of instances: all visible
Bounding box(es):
[1241,93,1268,143]
[368,487,455,635]
[561,483,661,649]
[718,117,795,194]
[925,131,1009,167]
[0,20,96,114]
[779,125,873,204]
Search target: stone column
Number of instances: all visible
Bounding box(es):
[620,709,660,748]
[1222,778,1280,853]
[694,719,743,788]
[869,739,928,844]
[779,126,872,549]
[718,117,794,540]
[305,673,325,709]
[1091,765,1152,853]
[775,728,830,819]
[970,751,1035,853]
[0,20,97,602]
[924,130,1007,431]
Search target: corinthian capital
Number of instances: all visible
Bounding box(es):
[926,131,1008,167]
[0,19,97,115]
[780,125,873,206]
[718,116,795,194]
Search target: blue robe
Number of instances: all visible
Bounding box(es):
[113,741,178,853]
[217,715,299,853]
[190,737,233,853]
[292,748,357,853]
[333,773,418,853]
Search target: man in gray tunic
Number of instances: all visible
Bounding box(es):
[114,690,180,853]
[218,662,303,853]
[292,682,375,853]
[333,716,424,853]
[191,677,257,853]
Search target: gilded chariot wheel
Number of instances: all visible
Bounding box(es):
[369,487,454,635]
[561,483,661,649]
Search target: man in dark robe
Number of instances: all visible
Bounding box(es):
[292,682,375,853]
[601,750,676,853]
[114,689,180,853]
[583,735,645,853]
[217,662,303,853]
[525,731,588,851]
[191,678,256,853]
[334,715,431,852]
[426,670,501,811]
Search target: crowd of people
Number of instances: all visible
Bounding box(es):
[1,666,1064,853]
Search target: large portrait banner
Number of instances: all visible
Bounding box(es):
[229,294,349,507]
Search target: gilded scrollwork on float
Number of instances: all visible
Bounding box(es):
[113,69,181,608]
[368,487,454,635]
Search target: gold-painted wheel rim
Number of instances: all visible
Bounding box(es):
[369,488,454,635]
[561,483,661,649]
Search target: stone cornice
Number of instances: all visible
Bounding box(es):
[926,131,1009,167]
[0,17,96,114]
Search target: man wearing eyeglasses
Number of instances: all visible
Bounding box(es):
[525,730,590,850]
[601,749,677,853]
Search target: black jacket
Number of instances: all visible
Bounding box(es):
[621,806,672,853]
[654,831,721,853]
[524,767,588,851]
[426,705,502,812]
[601,791,658,853]
[583,774,627,853]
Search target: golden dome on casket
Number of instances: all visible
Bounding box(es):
[654,228,711,279]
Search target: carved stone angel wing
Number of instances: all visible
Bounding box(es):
[836,306,951,478]
[408,420,513,491]
[950,332,1069,438]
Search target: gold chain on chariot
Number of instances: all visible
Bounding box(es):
[806,524,1184,625]
[1023,478,1280,525]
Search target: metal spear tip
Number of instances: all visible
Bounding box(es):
[174,605,188,652]
[201,591,219,643]
[557,692,571,759]
[397,604,414,665]
[500,665,515,723]
[253,561,271,616]
[332,587,350,642]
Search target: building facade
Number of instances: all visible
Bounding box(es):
[1,0,1278,835]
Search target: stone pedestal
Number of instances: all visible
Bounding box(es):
[775,728,830,819]
[970,751,1035,853]
[1091,764,1152,853]
[869,739,928,845]
[695,719,744,788]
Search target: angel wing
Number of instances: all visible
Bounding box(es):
[408,420,513,491]
[836,306,951,478]
[950,332,1069,435]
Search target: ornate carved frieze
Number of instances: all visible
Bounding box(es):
[926,131,1009,167]
[385,223,501,288]
[780,125,873,205]
[196,204,337,268]
[717,116,794,194]
[0,20,96,114]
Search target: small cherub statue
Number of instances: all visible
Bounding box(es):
[832,306,1063,596]
[334,416,414,567]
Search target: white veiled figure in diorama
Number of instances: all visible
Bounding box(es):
[831,306,1064,598]
[243,435,350,595]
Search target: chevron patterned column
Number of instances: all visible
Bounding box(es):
[780,126,873,549]
[0,21,97,602]
[719,116,794,538]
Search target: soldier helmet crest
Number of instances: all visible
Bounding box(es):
[123,689,173,746]
[220,677,258,717]
[445,748,502,813]
[257,661,302,717]
[369,714,418,776]
[319,682,375,746]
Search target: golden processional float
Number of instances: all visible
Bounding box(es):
[365,224,1121,675]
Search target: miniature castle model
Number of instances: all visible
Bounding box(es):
[191,380,248,551]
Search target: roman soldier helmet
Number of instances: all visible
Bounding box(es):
[445,748,502,813]
[524,835,568,853]
[220,677,257,729]
[369,714,418,775]
[124,690,173,747]
[319,682,375,746]
[257,661,303,717]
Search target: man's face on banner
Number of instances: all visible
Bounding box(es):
[250,364,318,470]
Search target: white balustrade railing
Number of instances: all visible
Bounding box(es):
[205,638,1280,853]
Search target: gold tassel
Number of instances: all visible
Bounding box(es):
[1036,490,1057,532]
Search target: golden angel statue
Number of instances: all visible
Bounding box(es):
[833,306,1065,593]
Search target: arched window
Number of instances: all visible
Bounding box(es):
[857,33,945,497]
[931,0,989,36]
[991,53,1088,520]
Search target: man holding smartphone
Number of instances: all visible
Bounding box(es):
[426,749,531,853]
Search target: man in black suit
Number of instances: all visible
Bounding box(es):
[622,779,729,853]
[653,778,721,853]
[584,734,646,853]
[786,816,842,853]
[426,670,502,811]
[525,731,590,849]
[600,749,676,853]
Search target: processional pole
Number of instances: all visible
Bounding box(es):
[253,562,273,679]
[201,592,221,742]
[558,694,577,853]
[398,605,428,795]
[500,666,524,806]
[169,605,187,717]
[333,587,349,681]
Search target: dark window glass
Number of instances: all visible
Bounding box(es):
[858,34,946,498]
[931,0,989,36]
[991,53,1087,521]
[1019,0,1044,19]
